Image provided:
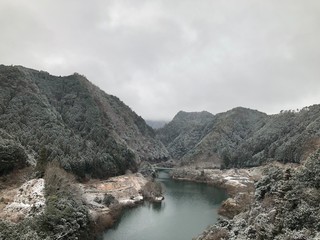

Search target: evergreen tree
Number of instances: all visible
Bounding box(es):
[35,146,48,178]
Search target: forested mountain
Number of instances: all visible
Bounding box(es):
[2,64,320,178]
[0,65,168,179]
[156,111,215,159]
[157,106,320,168]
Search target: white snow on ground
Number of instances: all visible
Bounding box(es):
[200,168,258,189]
[80,173,147,215]
[118,195,144,204]
[79,173,150,222]
[223,176,253,188]
[2,178,45,221]
[224,176,251,181]
[224,179,247,188]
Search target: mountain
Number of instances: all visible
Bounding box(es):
[145,120,168,129]
[0,65,168,179]
[157,106,320,168]
[156,111,215,159]
[183,107,268,166]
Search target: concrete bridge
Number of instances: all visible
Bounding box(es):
[153,167,174,179]
[154,167,174,171]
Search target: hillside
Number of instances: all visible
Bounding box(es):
[156,111,215,159]
[157,106,320,168]
[0,65,168,179]
[196,151,320,240]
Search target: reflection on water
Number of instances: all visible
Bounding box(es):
[156,169,171,179]
[151,202,163,212]
[103,170,227,240]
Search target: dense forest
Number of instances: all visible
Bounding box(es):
[157,106,320,168]
[0,65,168,179]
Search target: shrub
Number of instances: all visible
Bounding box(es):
[103,193,118,207]
[35,146,48,178]
[44,162,76,198]
[208,228,229,240]
[0,142,28,176]
[141,180,164,200]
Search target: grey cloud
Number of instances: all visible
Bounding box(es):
[1,0,320,120]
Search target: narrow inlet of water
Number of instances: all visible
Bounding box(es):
[103,170,227,240]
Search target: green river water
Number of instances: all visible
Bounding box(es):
[103,170,227,240]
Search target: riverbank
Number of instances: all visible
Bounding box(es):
[0,163,257,228]
[103,169,227,240]
[82,166,259,234]
[80,173,147,233]
[1,162,299,239]
[80,171,170,236]
[0,171,164,239]
[194,156,320,240]
[0,173,147,224]
[171,166,260,219]
[171,167,259,196]
[171,162,297,219]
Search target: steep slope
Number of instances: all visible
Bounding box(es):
[158,106,320,168]
[196,151,320,240]
[0,65,168,178]
[222,106,320,168]
[182,107,267,165]
[156,111,215,159]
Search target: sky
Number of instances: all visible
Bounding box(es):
[1,0,320,120]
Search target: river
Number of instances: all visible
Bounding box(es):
[102,170,227,240]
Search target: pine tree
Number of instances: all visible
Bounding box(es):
[35,146,48,178]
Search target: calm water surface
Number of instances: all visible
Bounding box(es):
[103,170,227,240]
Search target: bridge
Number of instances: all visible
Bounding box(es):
[154,167,174,171]
[153,167,174,179]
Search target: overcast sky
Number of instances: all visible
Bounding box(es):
[1,0,320,120]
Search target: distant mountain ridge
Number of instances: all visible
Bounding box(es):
[0,65,168,178]
[157,106,320,168]
[146,120,168,129]
[156,111,215,159]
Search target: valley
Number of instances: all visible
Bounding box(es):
[0,65,320,239]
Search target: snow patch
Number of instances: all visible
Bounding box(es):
[3,178,46,220]
[223,175,253,188]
